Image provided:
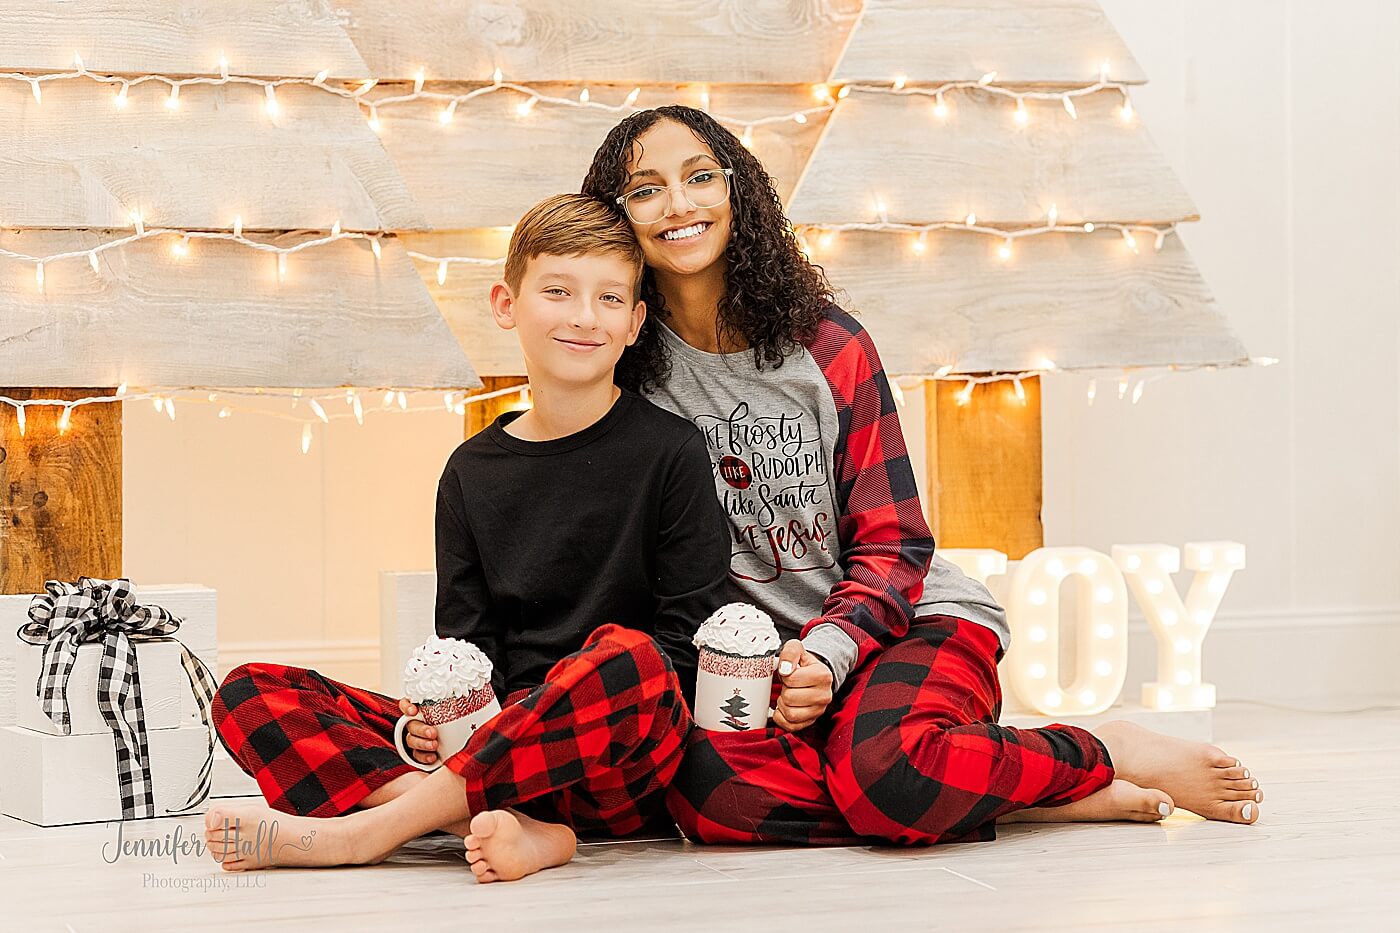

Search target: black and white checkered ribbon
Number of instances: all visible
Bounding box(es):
[16,577,217,820]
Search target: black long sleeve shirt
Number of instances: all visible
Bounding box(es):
[433,388,731,705]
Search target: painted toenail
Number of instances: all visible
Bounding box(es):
[1234,759,1241,768]
[1242,803,1254,820]
[1158,802,1172,817]
[1251,779,1258,789]
[1243,769,1250,778]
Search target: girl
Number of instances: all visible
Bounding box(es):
[581,105,1264,845]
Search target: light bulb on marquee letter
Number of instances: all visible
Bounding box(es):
[1005,547,1128,716]
[1111,542,1244,711]
[937,549,1008,587]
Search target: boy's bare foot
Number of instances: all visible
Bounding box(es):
[1000,779,1175,824]
[1095,720,1264,824]
[463,810,577,883]
[203,802,382,871]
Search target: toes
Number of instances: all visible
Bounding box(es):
[1225,779,1256,792]
[1223,788,1258,801]
[477,870,499,884]
[469,858,492,878]
[463,834,479,851]
[469,811,500,839]
[1206,747,1237,768]
[1217,765,1248,781]
[464,845,484,865]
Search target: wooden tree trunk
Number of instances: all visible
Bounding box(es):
[925,376,1044,560]
[463,376,529,439]
[0,388,122,594]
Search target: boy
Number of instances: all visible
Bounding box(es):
[206,193,730,882]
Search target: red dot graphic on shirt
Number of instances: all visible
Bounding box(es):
[719,455,753,490]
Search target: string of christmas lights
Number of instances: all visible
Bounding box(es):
[1,56,1138,138]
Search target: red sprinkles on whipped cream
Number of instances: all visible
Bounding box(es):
[694,602,781,678]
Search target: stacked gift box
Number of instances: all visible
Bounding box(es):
[0,581,260,826]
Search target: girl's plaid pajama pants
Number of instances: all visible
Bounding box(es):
[211,623,691,837]
[667,615,1117,845]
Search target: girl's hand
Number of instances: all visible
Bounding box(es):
[772,640,834,732]
[398,697,440,766]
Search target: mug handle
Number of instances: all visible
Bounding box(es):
[394,713,442,771]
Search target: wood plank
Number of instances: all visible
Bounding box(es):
[0,232,480,389]
[788,89,1197,225]
[0,79,425,231]
[926,376,1043,559]
[0,388,121,595]
[464,376,529,439]
[338,0,861,83]
[379,84,829,229]
[0,1,369,78]
[812,228,1249,374]
[402,230,520,375]
[422,227,1249,377]
[832,0,1148,84]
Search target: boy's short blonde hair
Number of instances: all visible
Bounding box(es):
[503,193,644,294]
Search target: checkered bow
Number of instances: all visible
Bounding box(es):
[16,576,218,820]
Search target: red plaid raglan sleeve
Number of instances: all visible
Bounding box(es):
[801,306,934,678]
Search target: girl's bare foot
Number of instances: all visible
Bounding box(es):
[463,810,577,883]
[1001,779,1175,824]
[1095,720,1264,824]
[203,802,382,871]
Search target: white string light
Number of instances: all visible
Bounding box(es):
[797,218,1177,258]
[0,59,1138,141]
[0,223,393,280]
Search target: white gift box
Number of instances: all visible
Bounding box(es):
[0,584,217,730]
[378,571,436,698]
[14,639,203,736]
[0,723,212,825]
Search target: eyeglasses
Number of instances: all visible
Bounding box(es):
[615,168,734,224]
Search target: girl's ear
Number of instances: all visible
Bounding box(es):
[489,281,517,331]
[626,299,647,346]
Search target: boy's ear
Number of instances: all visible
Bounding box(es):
[488,281,517,331]
[625,299,647,347]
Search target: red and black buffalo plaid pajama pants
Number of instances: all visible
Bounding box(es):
[211,624,692,837]
[667,615,1116,845]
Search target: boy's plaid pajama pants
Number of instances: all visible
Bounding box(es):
[667,615,1117,845]
[211,624,691,836]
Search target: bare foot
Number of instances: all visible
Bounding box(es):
[203,802,374,871]
[1095,720,1264,824]
[463,810,577,883]
[1000,779,1174,824]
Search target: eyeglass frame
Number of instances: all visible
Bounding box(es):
[614,167,735,224]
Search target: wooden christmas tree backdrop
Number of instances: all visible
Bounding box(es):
[0,0,1250,590]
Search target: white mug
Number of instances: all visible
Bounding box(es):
[694,664,775,732]
[393,695,502,771]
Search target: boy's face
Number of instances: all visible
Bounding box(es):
[490,253,645,386]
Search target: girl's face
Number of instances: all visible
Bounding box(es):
[619,119,733,278]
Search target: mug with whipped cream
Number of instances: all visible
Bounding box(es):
[393,636,500,771]
[692,603,781,732]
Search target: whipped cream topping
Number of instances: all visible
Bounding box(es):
[693,602,781,656]
[402,635,493,703]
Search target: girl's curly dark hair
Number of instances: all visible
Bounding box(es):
[581,105,834,393]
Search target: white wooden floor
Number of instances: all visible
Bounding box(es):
[2,699,1398,932]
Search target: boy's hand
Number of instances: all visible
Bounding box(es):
[772,640,833,733]
[398,697,440,766]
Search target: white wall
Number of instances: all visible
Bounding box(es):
[1041,0,1400,701]
[123,0,1400,701]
